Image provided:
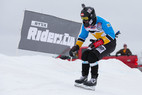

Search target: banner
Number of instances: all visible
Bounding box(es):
[18,10,81,56]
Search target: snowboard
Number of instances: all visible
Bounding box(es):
[74,83,95,91]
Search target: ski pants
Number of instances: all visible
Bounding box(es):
[81,39,116,78]
[82,39,116,64]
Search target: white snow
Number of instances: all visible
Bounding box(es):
[0,54,142,95]
[0,0,142,94]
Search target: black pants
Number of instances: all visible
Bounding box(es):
[81,39,116,78]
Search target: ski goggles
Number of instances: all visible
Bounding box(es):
[81,17,89,21]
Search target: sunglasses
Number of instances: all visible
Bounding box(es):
[81,17,89,21]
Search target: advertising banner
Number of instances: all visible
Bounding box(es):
[18,10,81,56]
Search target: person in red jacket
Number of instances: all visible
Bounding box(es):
[116,44,132,56]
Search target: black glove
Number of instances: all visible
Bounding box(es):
[88,39,97,49]
[69,45,79,57]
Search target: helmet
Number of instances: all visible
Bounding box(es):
[81,4,96,27]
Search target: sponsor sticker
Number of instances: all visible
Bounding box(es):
[107,24,111,27]
[81,13,84,16]
[96,45,106,54]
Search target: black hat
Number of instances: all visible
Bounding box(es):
[81,4,96,27]
[124,44,127,47]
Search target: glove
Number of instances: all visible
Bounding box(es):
[88,39,96,49]
[69,45,79,57]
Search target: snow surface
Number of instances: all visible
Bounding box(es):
[0,54,142,95]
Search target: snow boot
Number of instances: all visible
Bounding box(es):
[74,76,88,87]
[83,78,97,86]
[74,63,89,86]
[82,78,97,90]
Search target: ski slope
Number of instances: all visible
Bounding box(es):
[0,54,142,95]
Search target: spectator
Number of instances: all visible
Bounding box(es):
[116,44,132,56]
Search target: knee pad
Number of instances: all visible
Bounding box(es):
[81,50,90,61]
[88,52,98,63]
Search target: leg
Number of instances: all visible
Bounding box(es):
[82,39,116,88]
[74,62,89,85]
[90,64,99,79]
[74,50,91,85]
[81,49,91,76]
[87,51,99,78]
[81,49,91,61]
[82,62,90,77]
[83,51,99,87]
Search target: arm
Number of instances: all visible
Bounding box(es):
[127,49,132,56]
[96,16,115,40]
[76,24,89,48]
[116,49,122,56]
[69,24,89,57]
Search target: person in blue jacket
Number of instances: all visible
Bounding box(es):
[69,4,116,89]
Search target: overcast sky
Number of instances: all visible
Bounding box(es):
[0,0,142,56]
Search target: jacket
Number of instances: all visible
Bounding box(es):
[76,16,115,48]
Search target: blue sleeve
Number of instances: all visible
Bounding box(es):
[96,16,115,39]
[78,24,89,40]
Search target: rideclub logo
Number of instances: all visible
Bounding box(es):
[18,10,81,55]
[27,21,75,48]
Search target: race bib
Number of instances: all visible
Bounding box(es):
[96,45,106,54]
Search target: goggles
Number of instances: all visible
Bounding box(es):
[81,17,89,21]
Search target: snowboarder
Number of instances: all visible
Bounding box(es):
[69,4,116,90]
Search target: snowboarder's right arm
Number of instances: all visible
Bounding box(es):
[76,24,89,48]
[69,25,89,57]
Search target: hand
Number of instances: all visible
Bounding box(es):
[88,39,96,49]
[127,53,130,56]
[69,45,79,57]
